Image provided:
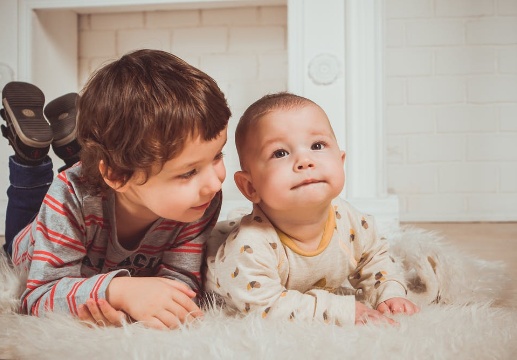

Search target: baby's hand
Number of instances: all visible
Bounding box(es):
[355,301,397,326]
[106,277,203,330]
[377,297,420,315]
[78,298,127,327]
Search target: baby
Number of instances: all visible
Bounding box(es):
[206,92,419,325]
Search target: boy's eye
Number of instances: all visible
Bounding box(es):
[311,142,326,150]
[215,151,224,161]
[273,149,289,158]
[178,169,197,179]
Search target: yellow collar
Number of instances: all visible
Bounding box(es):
[275,206,336,257]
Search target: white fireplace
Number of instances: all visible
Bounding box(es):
[0,0,398,231]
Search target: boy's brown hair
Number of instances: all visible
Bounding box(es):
[235,92,316,169]
[77,49,231,194]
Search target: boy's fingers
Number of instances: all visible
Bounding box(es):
[168,290,203,317]
[86,298,110,326]
[154,311,181,330]
[77,304,95,323]
[97,299,126,326]
[160,278,197,298]
[143,317,171,331]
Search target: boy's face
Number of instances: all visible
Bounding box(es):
[239,104,345,213]
[117,128,227,223]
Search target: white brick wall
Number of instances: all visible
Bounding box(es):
[76,3,516,222]
[386,0,517,221]
[78,6,287,209]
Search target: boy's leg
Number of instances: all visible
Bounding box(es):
[5,157,53,255]
[1,81,54,255]
[44,92,81,171]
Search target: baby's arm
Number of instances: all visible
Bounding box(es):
[347,214,409,310]
[211,231,368,326]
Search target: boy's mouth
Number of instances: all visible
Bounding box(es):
[192,200,211,211]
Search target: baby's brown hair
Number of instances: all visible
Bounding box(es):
[77,49,231,194]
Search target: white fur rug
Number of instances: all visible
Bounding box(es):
[1,226,516,360]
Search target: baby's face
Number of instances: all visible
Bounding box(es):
[243,104,345,213]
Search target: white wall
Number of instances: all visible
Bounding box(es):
[0,1,516,236]
[385,0,517,221]
[0,0,18,234]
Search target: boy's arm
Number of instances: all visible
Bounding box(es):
[347,214,407,308]
[12,173,128,316]
[155,191,222,294]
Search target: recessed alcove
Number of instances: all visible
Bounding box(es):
[16,0,398,226]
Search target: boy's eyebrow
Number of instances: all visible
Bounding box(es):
[177,139,228,169]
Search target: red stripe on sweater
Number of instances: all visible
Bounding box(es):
[33,250,65,266]
[67,281,83,315]
[43,195,84,233]
[168,248,203,254]
[33,297,42,316]
[49,281,57,310]
[57,171,76,195]
[36,222,86,254]
[90,274,109,301]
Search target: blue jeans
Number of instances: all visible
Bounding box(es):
[4,156,54,256]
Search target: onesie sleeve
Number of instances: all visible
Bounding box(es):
[346,210,407,308]
[209,214,356,326]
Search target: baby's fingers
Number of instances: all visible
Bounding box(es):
[377,302,390,314]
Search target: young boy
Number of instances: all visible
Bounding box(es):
[206,92,419,325]
[2,49,231,329]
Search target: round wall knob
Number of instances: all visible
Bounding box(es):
[308,54,341,85]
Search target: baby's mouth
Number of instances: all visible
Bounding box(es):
[291,179,323,190]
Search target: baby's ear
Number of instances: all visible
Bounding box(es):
[98,160,129,192]
[234,171,260,203]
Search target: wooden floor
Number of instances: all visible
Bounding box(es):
[406,222,517,276]
[2,221,516,273]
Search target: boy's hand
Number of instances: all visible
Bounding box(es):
[78,298,127,327]
[377,297,420,315]
[355,301,397,325]
[106,277,203,330]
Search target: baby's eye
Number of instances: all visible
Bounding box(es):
[273,149,289,158]
[311,142,326,150]
[178,169,197,179]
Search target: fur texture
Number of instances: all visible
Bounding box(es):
[1,226,515,359]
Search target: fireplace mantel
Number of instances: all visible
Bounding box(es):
[0,0,398,232]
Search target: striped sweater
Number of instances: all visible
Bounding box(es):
[11,163,221,317]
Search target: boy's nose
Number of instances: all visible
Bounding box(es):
[201,168,224,195]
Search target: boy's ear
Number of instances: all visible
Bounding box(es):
[234,171,260,203]
[98,160,129,192]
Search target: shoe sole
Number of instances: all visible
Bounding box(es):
[44,92,78,147]
[2,82,53,148]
